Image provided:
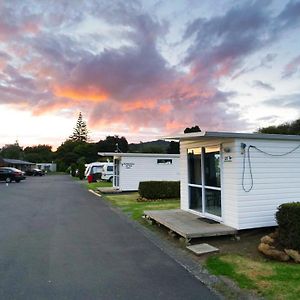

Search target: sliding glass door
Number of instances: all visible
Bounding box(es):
[188,146,221,219]
[113,158,120,188]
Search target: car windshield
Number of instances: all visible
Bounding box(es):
[10,168,22,172]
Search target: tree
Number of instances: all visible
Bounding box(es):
[167,141,180,154]
[23,145,53,163]
[0,141,23,159]
[96,136,128,153]
[69,112,89,142]
[184,125,201,133]
[258,119,300,135]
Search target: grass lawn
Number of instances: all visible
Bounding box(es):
[206,254,300,299]
[103,192,179,221]
[86,181,113,191]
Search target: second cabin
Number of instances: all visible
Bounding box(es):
[98,152,180,191]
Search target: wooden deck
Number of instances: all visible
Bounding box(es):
[144,209,237,240]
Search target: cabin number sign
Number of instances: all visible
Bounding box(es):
[121,162,135,169]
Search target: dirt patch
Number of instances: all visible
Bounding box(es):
[190,227,277,262]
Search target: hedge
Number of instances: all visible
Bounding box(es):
[138,181,180,199]
[276,202,300,251]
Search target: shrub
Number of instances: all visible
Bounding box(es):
[138,181,180,199]
[70,163,77,177]
[77,162,85,180]
[276,202,300,251]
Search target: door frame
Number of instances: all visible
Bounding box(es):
[187,144,222,222]
[113,158,120,189]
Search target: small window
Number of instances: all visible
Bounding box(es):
[107,166,113,171]
[157,159,172,165]
[91,166,103,174]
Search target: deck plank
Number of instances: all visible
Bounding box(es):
[144,209,237,238]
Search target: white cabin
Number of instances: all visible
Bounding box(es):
[36,163,57,172]
[170,131,300,230]
[98,153,180,191]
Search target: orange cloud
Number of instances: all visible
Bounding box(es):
[159,104,172,113]
[165,120,184,131]
[121,99,156,112]
[53,85,108,102]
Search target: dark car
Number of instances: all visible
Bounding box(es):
[25,168,44,176]
[0,167,26,183]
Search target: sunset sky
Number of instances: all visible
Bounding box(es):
[0,0,299,148]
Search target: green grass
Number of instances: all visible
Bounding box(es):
[85,181,113,191]
[206,254,300,299]
[103,192,179,221]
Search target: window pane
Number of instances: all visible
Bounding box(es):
[204,147,220,187]
[188,148,201,185]
[189,186,202,211]
[157,159,172,164]
[205,189,221,217]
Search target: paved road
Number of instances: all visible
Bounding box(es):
[0,175,218,300]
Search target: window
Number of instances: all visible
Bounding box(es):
[188,148,201,185]
[91,166,103,174]
[107,166,113,172]
[157,159,172,164]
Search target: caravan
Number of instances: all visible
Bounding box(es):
[85,162,113,183]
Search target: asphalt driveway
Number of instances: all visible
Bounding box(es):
[0,175,218,300]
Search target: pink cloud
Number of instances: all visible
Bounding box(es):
[282,55,300,78]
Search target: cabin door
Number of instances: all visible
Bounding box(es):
[113,158,120,188]
[188,146,221,220]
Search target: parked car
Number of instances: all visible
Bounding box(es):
[0,167,26,183]
[101,163,114,182]
[25,168,45,176]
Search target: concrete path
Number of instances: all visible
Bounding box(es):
[0,175,218,299]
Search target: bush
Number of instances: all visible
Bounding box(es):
[276,202,300,251]
[70,163,77,177]
[77,162,85,180]
[138,181,180,199]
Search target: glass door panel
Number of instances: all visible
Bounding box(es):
[188,148,202,185]
[203,146,221,217]
[204,188,221,217]
[204,146,220,187]
[189,186,202,211]
[113,159,120,188]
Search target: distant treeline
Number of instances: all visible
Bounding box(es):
[0,136,179,172]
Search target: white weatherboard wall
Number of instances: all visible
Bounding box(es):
[180,137,300,230]
[235,139,300,229]
[117,155,180,191]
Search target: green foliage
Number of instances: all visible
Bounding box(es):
[104,192,179,221]
[276,202,300,251]
[23,145,53,162]
[184,125,201,133]
[70,163,77,177]
[86,181,113,191]
[206,255,256,290]
[77,162,85,180]
[96,135,128,153]
[258,119,300,135]
[167,141,179,154]
[206,254,300,299]
[0,141,23,159]
[128,140,169,153]
[140,146,165,153]
[54,136,129,171]
[138,181,180,199]
[69,112,89,142]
